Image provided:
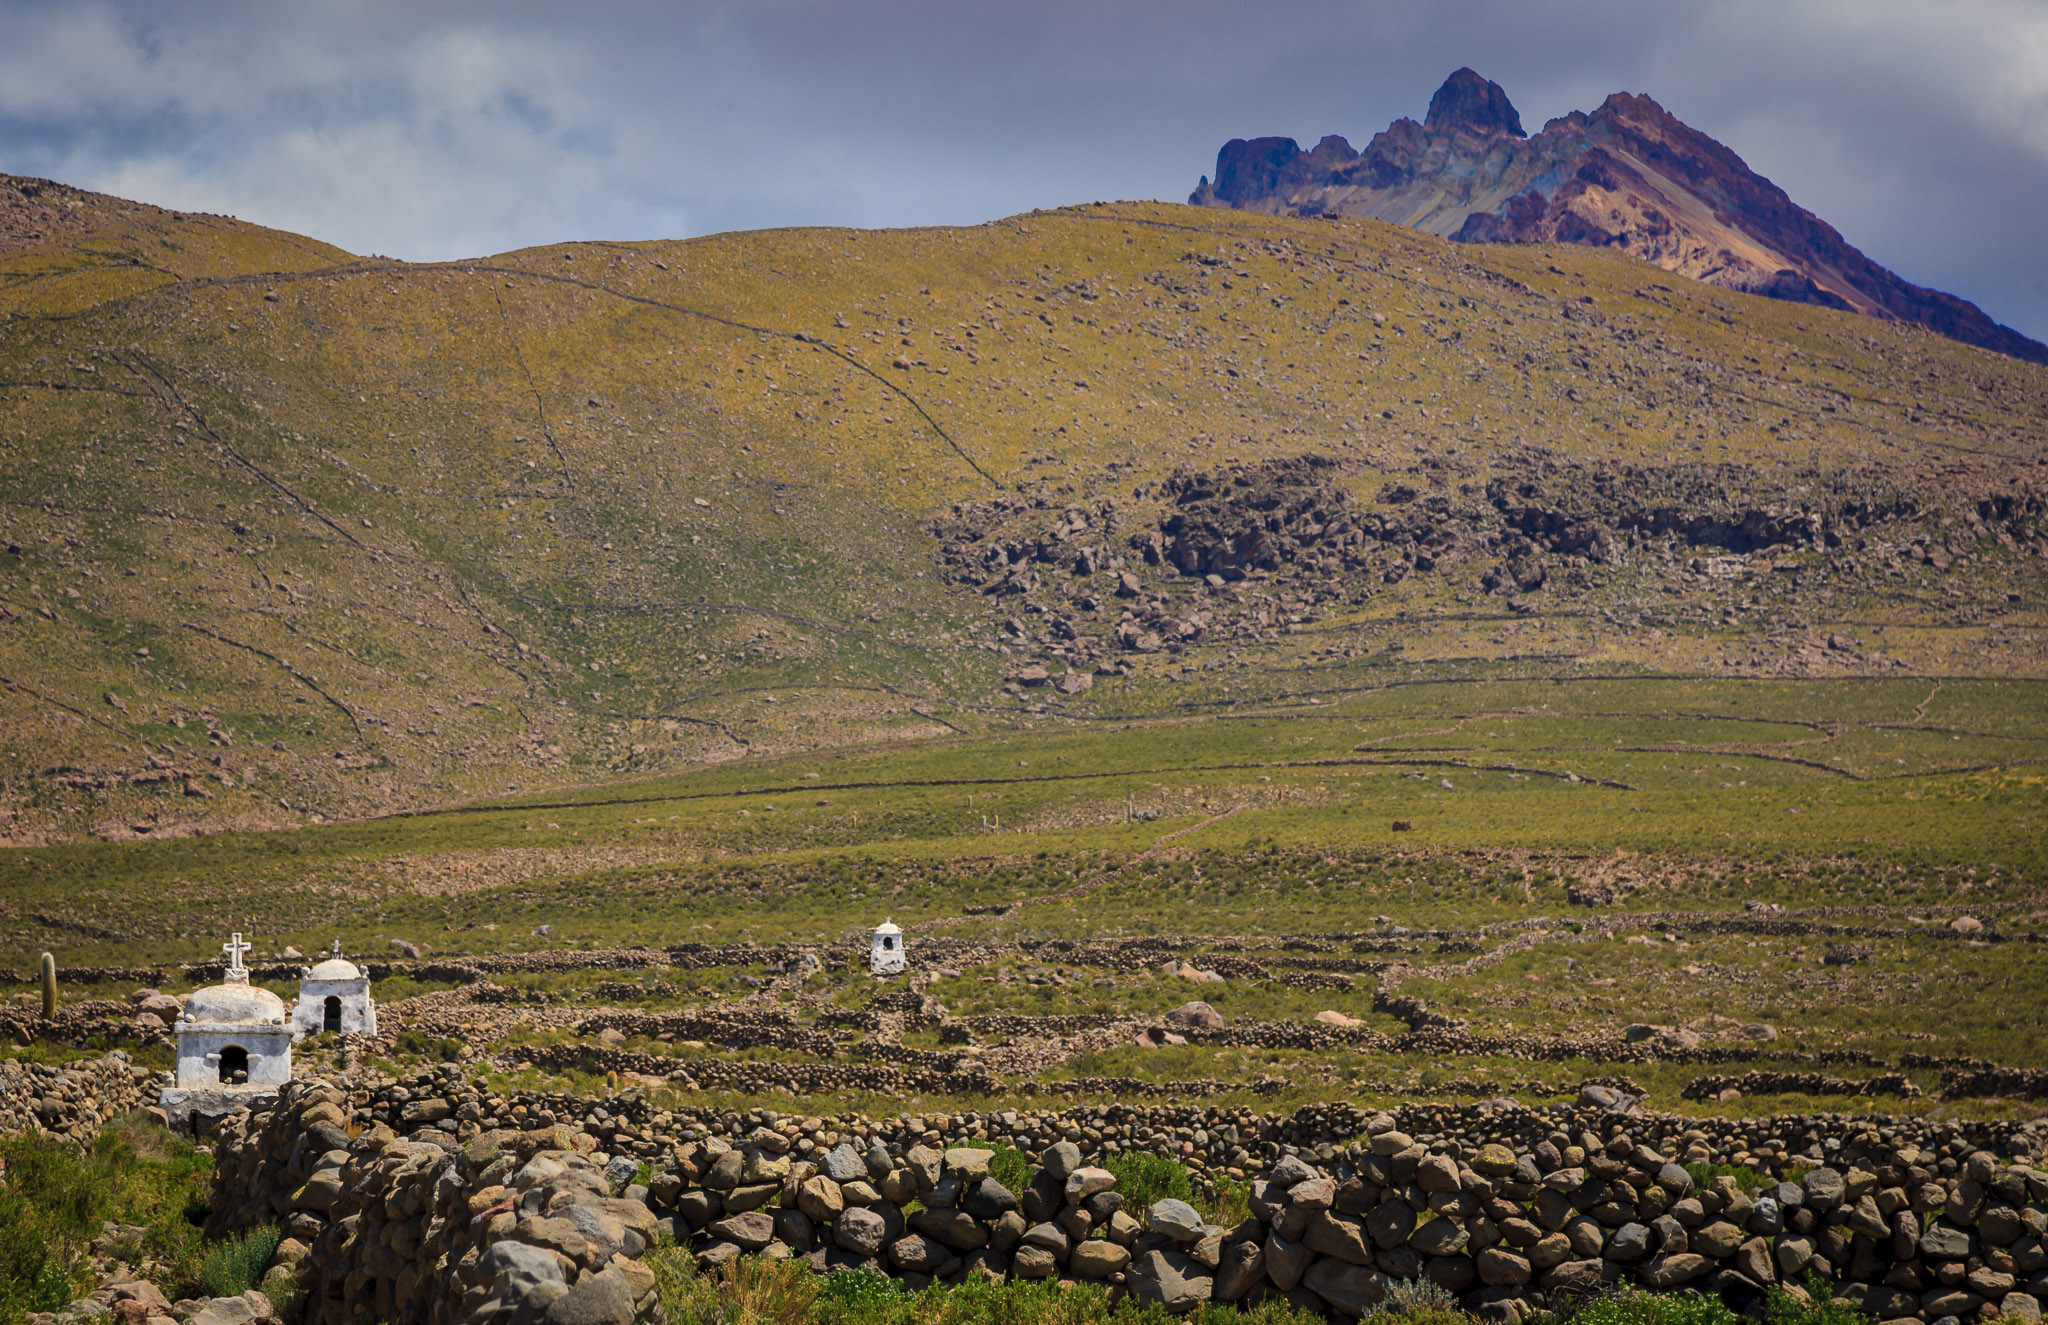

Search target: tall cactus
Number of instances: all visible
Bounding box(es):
[38,952,56,1019]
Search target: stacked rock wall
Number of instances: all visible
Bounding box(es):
[211,1071,2048,1325]
[0,1050,155,1141]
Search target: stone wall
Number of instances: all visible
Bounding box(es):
[0,1050,156,1141]
[210,1070,2048,1325]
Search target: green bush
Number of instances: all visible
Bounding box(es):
[817,1270,904,1317]
[986,1143,1034,1195]
[1202,1173,1250,1228]
[1764,1281,1876,1325]
[0,1120,214,1325]
[1545,1289,1741,1325]
[1682,1163,1774,1194]
[1104,1151,1195,1211]
[199,1226,282,1300]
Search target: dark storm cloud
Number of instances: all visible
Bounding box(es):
[2,0,2043,339]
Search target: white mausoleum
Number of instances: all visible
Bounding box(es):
[161,934,293,1137]
[870,919,905,975]
[293,939,376,1037]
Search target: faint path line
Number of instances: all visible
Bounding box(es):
[491,283,575,489]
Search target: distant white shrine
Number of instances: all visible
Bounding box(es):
[293,940,377,1038]
[161,933,292,1136]
[870,919,905,975]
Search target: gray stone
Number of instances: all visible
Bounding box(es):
[835,1207,888,1257]
[1012,1245,1058,1279]
[1802,1167,1846,1209]
[1367,1200,1415,1249]
[1922,1223,1974,1260]
[704,1148,744,1191]
[1066,1166,1115,1202]
[1692,1221,1743,1258]
[1021,1222,1068,1257]
[1543,1259,1606,1292]
[488,1240,569,1297]
[1214,1239,1265,1301]
[963,1177,1018,1220]
[1641,1253,1709,1288]
[544,1266,634,1325]
[1040,1141,1081,1180]
[1267,1154,1319,1189]
[822,1143,867,1182]
[1264,1234,1312,1291]
[1127,1249,1213,1314]
[904,1146,942,1191]
[1149,1199,1205,1241]
[910,1208,988,1251]
[1607,1223,1652,1263]
[1416,1153,1462,1193]
[1303,1258,1386,1316]
[187,1295,265,1325]
[1478,1248,1532,1285]
[1734,1236,1776,1285]
[709,1211,775,1251]
[1070,1240,1131,1280]
[1290,1177,1336,1212]
[1427,1253,1477,1293]
[1305,1211,1374,1265]
[1410,1216,1468,1257]
[943,1147,994,1180]
[1923,1289,1985,1317]
[887,1234,947,1273]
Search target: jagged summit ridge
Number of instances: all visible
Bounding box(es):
[1424,67,1525,138]
[1191,71,2046,364]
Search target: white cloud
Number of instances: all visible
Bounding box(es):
[0,0,2040,336]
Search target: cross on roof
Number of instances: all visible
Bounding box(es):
[329,938,343,958]
[222,932,251,981]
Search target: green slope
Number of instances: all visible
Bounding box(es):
[1,180,2044,843]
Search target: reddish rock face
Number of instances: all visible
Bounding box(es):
[1190,71,2046,365]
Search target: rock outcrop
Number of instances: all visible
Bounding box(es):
[1190,70,2048,364]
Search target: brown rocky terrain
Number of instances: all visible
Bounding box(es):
[1191,69,2048,365]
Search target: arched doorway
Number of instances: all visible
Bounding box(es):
[323,995,342,1033]
[218,1045,249,1083]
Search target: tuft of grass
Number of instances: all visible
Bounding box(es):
[1539,1289,1739,1325]
[1682,1162,1774,1193]
[1202,1173,1251,1228]
[647,1247,819,1325]
[1104,1151,1196,1212]
[199,1226,282,1300]
[986,1143,1033,1195]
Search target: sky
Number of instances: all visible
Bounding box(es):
[2,0,2045,342]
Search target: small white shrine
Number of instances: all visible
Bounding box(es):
[161,934,294,1137]
[870,919,905,976]
[293,939,377,1038]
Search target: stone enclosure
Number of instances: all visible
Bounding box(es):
[204,1069,2048,1325]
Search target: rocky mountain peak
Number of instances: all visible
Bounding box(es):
[1423,67,1525,138]
[1190,72,2046,364]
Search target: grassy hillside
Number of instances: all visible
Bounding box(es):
[0,179,2044,848]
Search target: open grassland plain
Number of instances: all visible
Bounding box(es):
[0,176,2044,1126]
[2,672,2043,1122]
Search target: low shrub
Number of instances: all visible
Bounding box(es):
[0,1118,214,1325]
[1104,1151,1195,1211]
[986,1143,1034,1196]
[200,1226,283,1300]
[1681,1163,1774,1194]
